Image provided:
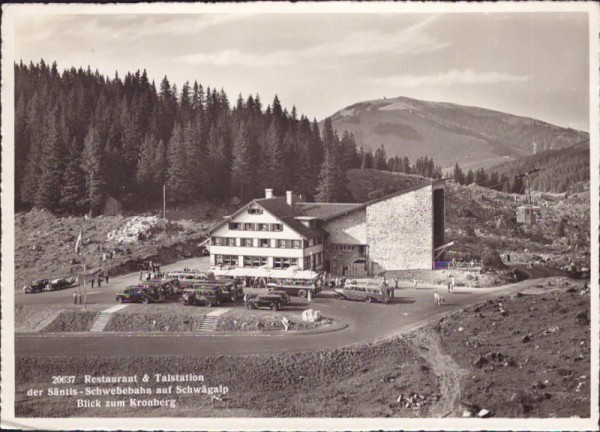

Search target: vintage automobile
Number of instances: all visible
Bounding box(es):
[266,289,291,305]
[245,294,283,311]
[140,278,182,298]
[23,278,49,294]
[116,285,164,304]
[334,279,389,303]
[22,276,77,294]
[179,287,220,307]
[48,276,77,291]
[197,280,244,302]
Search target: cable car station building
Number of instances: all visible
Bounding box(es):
[208,180,445,276]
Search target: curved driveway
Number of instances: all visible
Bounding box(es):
[15,257,549,357]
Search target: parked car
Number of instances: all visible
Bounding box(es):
[23,278,49,294]
[141,278,182,298]
[245,294,283,311]
[180,287,220,307]
[267,289,291,305]
[116,285,163,304]
[48,276,77,291]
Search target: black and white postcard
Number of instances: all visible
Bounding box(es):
[1,2,598,430]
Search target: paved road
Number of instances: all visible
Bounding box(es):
[15,256,547,357]
[15,256,211,306]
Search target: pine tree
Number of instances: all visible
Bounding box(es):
[453,162,465,185]
[158,76,177,145]
[166,122,191,202]
[20,91,45,208]
[15,93,30,208]
[340,130,358,170]
[232,120,260,202]
[35,107,64,211]
[136,133,162,202]
[82,125,106,215]
[60,136,86,214]
[465,169,475,185]
[315,118,351,202]
[283,128,298,192]
[263,119,286,192]
[363,151,373,169]
[488,171,500,189]
[206,117,232,202]
[374,144,387,170]
[402,156,411,174]
[119,97,143,174]
[475,167,488,186]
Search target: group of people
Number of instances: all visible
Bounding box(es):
[242,277,268,288]
[140,271,166,281]
[90,272,109,288]
[140,259,161,273]
[139,260,162,281]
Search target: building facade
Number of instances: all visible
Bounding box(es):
[208,181,445,275]
[209,190,326,271]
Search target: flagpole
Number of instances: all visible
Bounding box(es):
[83,214,87,309]
[83,261,87,309]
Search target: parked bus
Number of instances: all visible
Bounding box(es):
[166,270,212,288]
[335,279,389,303]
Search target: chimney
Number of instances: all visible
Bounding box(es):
[286,190,294,206]
[265,188,273,199]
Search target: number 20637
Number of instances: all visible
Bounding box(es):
[52,376,76,384]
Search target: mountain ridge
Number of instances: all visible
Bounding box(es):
[326,96,588,170]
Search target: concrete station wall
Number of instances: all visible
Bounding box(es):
[367,185,433,271]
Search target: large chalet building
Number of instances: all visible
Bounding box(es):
[209,181,445,276]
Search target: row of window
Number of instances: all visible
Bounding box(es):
[212,237,304,248]
[331,244,367,253]
[303,252,323,269]
[229,222,283,232]
[214,254,299,269]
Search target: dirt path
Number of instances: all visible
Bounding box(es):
[412,330,466,417]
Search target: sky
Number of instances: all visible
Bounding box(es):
[13,8,591,131]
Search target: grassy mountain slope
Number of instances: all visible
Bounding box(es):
[487,141,590,193]
[328,96,588,170]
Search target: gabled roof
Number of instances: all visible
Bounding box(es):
[209,179,445,234]
[208,195,327,240]
[296,203,364,221]
[298,179,441,222]
[258,197,328,239]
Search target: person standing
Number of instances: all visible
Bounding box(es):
[97,276,102,288]
[413,278,418,290]
[105,273,109,284]
[91,278,95,289]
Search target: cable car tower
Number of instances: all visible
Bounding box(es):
[516,168,541,224]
